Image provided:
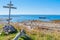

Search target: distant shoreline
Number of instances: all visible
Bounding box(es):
[0,15,60,22]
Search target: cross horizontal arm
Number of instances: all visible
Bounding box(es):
[11,7,16,9]
[3,6,16,9]
[3,6,9,8]
[7,4,13,6]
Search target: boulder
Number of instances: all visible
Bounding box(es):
[3,24,17,34]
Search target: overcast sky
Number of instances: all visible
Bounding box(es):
[0,0,60,15]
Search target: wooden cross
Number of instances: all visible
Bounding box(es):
[3,1,16,24]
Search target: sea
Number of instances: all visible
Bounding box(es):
[0,15,60,22]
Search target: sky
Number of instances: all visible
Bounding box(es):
[0,0,60,15]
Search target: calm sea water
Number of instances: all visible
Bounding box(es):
[0,15,60,22]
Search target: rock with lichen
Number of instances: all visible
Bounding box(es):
[3,24,17,34]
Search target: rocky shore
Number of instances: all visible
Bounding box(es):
[17,20,60,32]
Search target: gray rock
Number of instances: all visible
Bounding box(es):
[3,24,17,34]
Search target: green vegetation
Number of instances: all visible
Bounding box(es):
[0,29,60,40]
[28,32,59,40]
[0,33,16,40]
[0,24,60,40]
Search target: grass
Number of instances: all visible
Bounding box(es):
[0,31,60,40]
[0,23,60,40]
[0,33,16,40]
[28,31,60,40]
